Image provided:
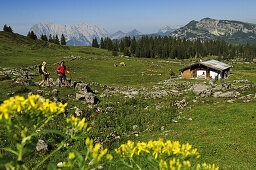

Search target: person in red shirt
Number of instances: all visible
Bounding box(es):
[56,61,70,87]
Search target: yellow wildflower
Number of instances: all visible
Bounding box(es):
[68,152,75,160]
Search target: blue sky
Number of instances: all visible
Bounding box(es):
[0,0,255,35]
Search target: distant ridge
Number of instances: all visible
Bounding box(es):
[170,18,256,44]
[110,29,142,40]
[30,23,109,46]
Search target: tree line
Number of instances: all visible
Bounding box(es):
[3,24,13,33]
[2,24,67,45]
[92,36,256,61]
[27,31,66,45]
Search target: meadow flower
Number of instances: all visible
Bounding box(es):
[68,152,75,160]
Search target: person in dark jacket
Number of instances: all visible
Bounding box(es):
[56,61,70,87]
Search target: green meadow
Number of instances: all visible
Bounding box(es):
[0,31,256,169]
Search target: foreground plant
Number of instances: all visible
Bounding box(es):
[115,139,219,170]
[0,95,90,170]
[51,137,113,170]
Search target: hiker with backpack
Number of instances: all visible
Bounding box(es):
[56,61,70,87]
[38,61,50,87]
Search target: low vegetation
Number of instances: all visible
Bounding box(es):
[0,31,256,169]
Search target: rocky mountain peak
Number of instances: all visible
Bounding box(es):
[170,18,256,44]
[30,23,109,46]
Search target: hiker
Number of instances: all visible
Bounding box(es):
[56,61,70,87]
[38,61,50,87]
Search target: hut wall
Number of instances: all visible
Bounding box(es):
[181,69,191,79]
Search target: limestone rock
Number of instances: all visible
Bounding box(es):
[36,139,48,152]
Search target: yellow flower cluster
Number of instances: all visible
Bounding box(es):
[66,115,92,132]
[196,163,219,170]
[159,158,191,170]
[85,137,113,162]
[0,95,67,120]
[115,138,199,159]
[159,158,219,170]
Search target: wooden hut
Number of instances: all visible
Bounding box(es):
[180,60,232,79]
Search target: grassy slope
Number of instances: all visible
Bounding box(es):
[0,31,256,169]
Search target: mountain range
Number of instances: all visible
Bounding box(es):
[29,18,256,46]
[30,23,109,46]
[29,23,180,46]
[170,18,256,44]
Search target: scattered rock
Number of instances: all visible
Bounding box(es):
[109,132,121,139]
[174,99,188,109]
[36,90,44,95]
[74,107,82,116]
[190,83,212,97]
[52,89,59,96]
[76,93,85,100]
[36,140,48,152]
[161,126,165,131]
[52,97,59,103]
[213,91,240,98]
[227,99,235,103]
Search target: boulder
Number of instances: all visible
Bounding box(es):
[213,91,222,98]
[76,91,98,104]
[76,93,85,100]
[84,92,98,104]
[36,139,48,152]
[190,83,212,97]
[213,91,240,98]
[75,82,88,91]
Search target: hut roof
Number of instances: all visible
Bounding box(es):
[180,60,232,72]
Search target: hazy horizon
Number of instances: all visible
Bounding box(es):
[0,0,255,35]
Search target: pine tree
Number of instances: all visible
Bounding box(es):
[41,34,48,41]
[130,37,137,54]
[3,24,13,33]
[3,24,8,32]
[54,35,60,44]
[123,47,131,56]
[48,34,54,43]
[27,31,31,38]
[92,38,99,48]
[104,38,113,51]
[124,36,131,48]
[28,31,37,40]
[61,34,66,45]
[100,37,105,49]
[119,40,125,52]
[8,26,13,33]
[113,40,119,51]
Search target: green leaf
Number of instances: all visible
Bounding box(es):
[0,148,18,156]
[72,150,84,167]
[16,143,22,151]
[47,162,58,170]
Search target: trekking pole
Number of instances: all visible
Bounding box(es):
[69,72,72,81]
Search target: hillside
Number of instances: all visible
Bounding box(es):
[0,31,256,169]
[170,18,256,44]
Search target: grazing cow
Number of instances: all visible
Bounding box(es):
[119,62,126,66]
[114,63,118,67]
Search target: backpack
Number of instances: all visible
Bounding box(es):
[38,64,43,74]
[56,65,66,75]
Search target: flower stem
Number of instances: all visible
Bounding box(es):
[33,141,65,170]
